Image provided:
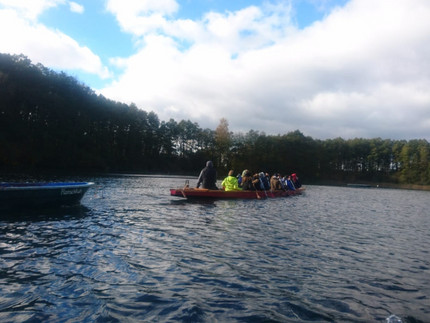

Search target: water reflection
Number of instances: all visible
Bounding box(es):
[0,205,92,222]
[170,198,216,206]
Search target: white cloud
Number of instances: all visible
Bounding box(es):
[0,0,64,20]
[106,0,178,35]
[102,1,297,121]
[69,1,84,14]
[1,0,429,140]
[102,0,430,140]
[0,0,109,79]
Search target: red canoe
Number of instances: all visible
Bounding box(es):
[170,187,305,199]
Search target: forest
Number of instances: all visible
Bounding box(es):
[1,53,429,186]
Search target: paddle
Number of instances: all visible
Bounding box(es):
[181,180,190,197]
[252,183,262,199]
[262,187,268,198]
[259,175,268,198]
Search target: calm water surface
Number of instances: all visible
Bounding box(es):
[0,176,429,322]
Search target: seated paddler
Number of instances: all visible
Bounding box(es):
[196,160,218,189]
[222,170,241,191]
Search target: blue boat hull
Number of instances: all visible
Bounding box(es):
[0,182,94,210]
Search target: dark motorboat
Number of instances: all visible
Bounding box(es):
[0,182,94,210]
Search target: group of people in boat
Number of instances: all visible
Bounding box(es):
[196,160,301,192]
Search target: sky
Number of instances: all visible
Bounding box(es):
[1,0,429,140]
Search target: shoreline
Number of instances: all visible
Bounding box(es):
[2,171,430,192]
[309,180,430,191]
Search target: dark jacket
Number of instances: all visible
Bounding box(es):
[197,161,218,189]
[241,176,254,190]
[252,174,262,191]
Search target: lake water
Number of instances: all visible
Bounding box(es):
[0,175,429,322]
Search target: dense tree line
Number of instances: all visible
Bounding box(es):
[1,53,429,185]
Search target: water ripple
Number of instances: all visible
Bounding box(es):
[1,178,429,322]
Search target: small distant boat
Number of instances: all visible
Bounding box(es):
[0,182,94,210]
[170,187,305,199]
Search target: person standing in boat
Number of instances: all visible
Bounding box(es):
[196,161,218,189]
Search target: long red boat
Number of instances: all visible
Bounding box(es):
[170,187,304,199]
